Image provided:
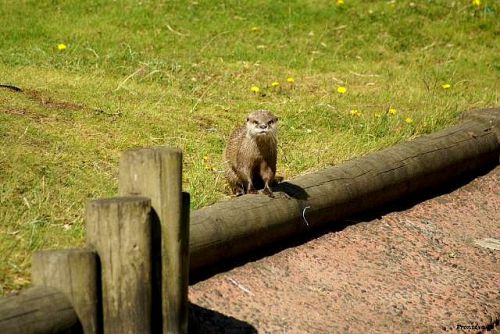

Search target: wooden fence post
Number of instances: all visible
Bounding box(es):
[118,147,189,334]
[32,248,99,334]
[86,197,153,334]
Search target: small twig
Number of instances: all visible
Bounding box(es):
[22,197,31,209]
[328,76,344,84]
[227,277,254,296]
[141,69,161,81]
[166,24,189,36]
[420,42,436,52]
[332,24,347,31]
[86,47,100,59]
[348,70,380,78]
[18,126,29,140]
[0,84,23,92]
[114,67,145,91]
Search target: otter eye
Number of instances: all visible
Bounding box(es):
[268,120,274,125]
[253,120,259,125]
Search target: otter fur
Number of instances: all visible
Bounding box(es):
[224,110,278,197]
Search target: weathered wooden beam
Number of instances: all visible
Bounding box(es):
[32,248,99,334]
[189,108,500,271]
[0,286,81,334]
[119,147,189,334]
[462,107,500,140]
[86,197,153,334]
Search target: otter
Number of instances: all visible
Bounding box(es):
[224,110,278,197]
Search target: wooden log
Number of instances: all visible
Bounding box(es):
[119,147,189,334]
[86,197,153,334]
[462,107,500,140]
[0,286,81,334]
[32,248,99,334]
[189,108,500,271]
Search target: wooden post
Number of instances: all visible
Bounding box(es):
[118,147,189,334]
[32,248,99,334]
[86,197,153,334]
[0,286,81,334]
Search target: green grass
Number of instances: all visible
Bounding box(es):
[0,0,498,294]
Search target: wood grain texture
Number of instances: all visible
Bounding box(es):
[119,147,189,334]
[32,248,99,334]
[0,286,81,334]
[86,197,152,334]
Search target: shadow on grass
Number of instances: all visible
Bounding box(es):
[189,303,257,334]
[190,161,498,284]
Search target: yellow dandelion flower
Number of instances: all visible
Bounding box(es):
[441,83,451,89]
[287,77,295,84]
[203,155,209,161]
[405,117,413,124]
[350,109,361,117]
[336,0,345,5]
[388,108,397,115]
[57,43,67,51]
[337,86,347,94]
[250,26,260,32]
[472,0,481,7]
[374,112,382,118]
[271,81,280,87]
[250,85,260,93]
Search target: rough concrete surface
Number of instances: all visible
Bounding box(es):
[189,166,499,334]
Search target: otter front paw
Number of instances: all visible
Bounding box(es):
[262,187,274,198]
[234,190,245,197]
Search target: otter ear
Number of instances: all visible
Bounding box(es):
[274,117,279,122]
[246,117,250,122]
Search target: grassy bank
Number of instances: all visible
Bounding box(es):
[0,0,498,293]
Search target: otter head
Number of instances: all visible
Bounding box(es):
[246,110,278,138]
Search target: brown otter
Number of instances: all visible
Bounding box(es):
[224,110,278,197]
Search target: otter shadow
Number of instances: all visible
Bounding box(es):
[189,303,257,334]
[273,181,309,200]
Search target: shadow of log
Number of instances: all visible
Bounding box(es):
[189,303,257,334]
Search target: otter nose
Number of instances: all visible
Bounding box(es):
[258,124,267,129]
